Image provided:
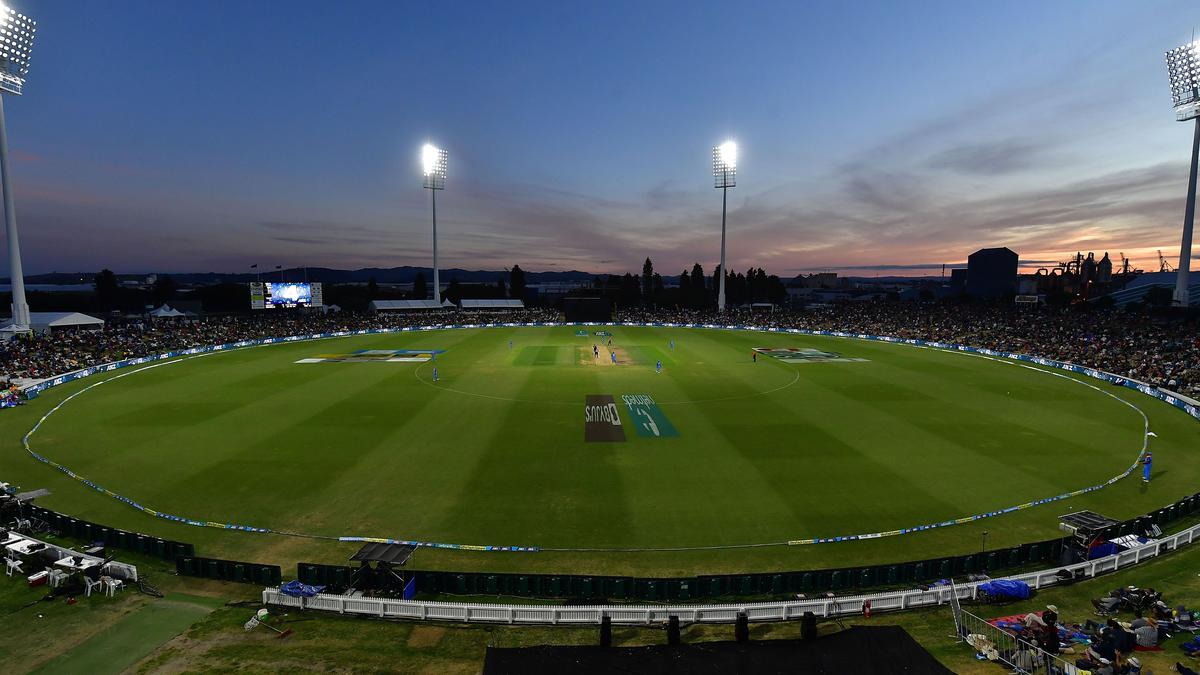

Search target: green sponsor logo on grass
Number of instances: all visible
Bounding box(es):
[621,394,678,438]
[575,329,589,337]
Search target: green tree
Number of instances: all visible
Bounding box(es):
[411,272,427,300]
[151,274,177,306]
[641,257,654,304]
[690,263,706,307]
[445,277,462,304]
[94,269,119,310]
[509,264,527,301]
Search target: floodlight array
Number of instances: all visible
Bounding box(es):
[422,143,447,190]
[1167,41,1200,109]
[712,142,737,189]
[0,5,35,90]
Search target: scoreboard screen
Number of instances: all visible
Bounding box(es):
[250,282,323,309]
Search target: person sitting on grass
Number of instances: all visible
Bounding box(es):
[1133,618,1159,649]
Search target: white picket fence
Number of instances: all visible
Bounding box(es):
[263,522,1197,625]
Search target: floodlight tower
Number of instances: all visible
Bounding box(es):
[1166,40,1200,307]
[0,4,35,332]
[712,141,737,312]
[422,143,448,304]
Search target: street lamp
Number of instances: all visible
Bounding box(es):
[422,143,447,304]
[1166,40,1200,307]
[712,141,737,312]
[0,3,35,333]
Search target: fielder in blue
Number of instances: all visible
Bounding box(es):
[1143,451,1153,483]
[610,351,617,364]
[432,366,439,382]
[656,359,662,374]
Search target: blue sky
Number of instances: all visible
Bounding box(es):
[4,0,1198,275]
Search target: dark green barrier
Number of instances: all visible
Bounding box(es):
[177,556,281,585]
[298,562,353,591]
[24,504,195,560]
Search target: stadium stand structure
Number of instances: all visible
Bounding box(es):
[460,299,525,310]
[367,299,454,313]
[1096,270,1200,307]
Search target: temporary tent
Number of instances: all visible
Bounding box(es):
[149,304,186,318]
[0,312,104,334]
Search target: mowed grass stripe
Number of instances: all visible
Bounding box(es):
[615,335,802,547]
[439,344,637,547]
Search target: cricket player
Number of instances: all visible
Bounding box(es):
[669,339,675,351]
[432,366,439,382]
[610,351,617,364]
[508,339,513,350]
[656,359,662,374]
[1143,451,1153,483]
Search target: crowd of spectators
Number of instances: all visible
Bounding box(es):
[616,303,1200,398]
[0,302,1196,399]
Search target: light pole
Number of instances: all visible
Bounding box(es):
[422,143,447,304]
[712,141,737,312]
[1166,40,1200,307]
[0,4,36,333]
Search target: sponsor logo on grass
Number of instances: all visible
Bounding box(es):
[575,329,589,337]
[621,394,678,438]
[295,349,445,364]
[584,394,626,442]
[593,331,611,336]
[753,347,868,363]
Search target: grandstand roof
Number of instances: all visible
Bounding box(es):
[0,311,105,333]
[1099,271,1200,307]
[460,299,525,310]
[368,300,454,312]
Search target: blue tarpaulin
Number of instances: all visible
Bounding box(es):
[280,580,325,598]
[978,579,1031,600]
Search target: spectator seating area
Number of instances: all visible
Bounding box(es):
[0,303,1195,400]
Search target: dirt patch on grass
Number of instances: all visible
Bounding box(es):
[578,345,630,366]
[406,625,446,648]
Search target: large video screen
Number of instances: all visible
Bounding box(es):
[250,282,323,309]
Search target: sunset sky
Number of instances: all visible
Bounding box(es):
[5,0,1199,277]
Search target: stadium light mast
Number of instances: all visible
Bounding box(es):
[422,143,448,304]
[1166,40,1200,307]
[712,141,737,312]
[0,4,35,333]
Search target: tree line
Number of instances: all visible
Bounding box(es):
[583,258,788,309]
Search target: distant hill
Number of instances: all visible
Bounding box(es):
[7,267,604,286]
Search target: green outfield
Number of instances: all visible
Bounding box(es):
[2,325,1198,576]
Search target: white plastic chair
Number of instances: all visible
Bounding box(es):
[103,578,124,597]
[84,577,103,597]
[4,556,22,577]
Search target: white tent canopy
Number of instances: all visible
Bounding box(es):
[149,304,186,318]
[1,311,104,334]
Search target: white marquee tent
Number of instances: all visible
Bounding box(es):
[0,311,105,334]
